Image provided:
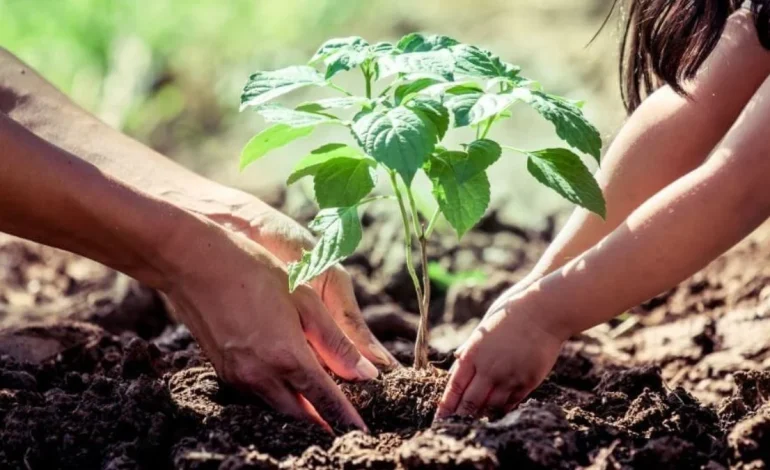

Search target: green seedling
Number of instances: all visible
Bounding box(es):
[239,34,605,369]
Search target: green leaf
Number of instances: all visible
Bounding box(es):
[240,124,314,171]
[296,96,369,113]
[525,148,606,218]
[241,66,326,110]
[397,33,460,52]
[394,77,442,105]
[287,143,364,184]
[444,87,520,127]
[313,157,377,208]
[426,154,491,238]
[378,49,455,81]
[254,104,340,128]
[370,42,396,56]
[288,207,362,291]
[310,36,371,79]
[519,90,602,162]
[458,139,502,182]
[407,97,450,140]
[452,45,520,80]
[352,106,438,185]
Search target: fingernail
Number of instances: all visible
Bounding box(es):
[369,342,394,366]
[355,357,379,380]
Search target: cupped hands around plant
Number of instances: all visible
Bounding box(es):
[239,33,606,369]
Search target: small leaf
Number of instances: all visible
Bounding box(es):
[240,124,314,171]
[458,139,502,182]
[519,90,602,162]
[352,106,438,185]
[444,88,520,127]
[287,144,364,184]
[525,148,606,218]
[394,77,442,105]
[254,104,340,128]
[287,207,362,291]
[310,36,371,79]
[313,158,377,208]
[452,44,520,80]
[397,33,460,52]
[296,96,369,113]
[407,96,450,140]
[426,154,491,238]
[378,49,455,81]
[241,66,326,110]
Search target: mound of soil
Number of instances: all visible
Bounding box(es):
[3,194,770,469]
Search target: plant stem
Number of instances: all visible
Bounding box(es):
[363,65,372,99]
[388,171,424,310]
[479,115,495,139]
[328,83,353,96]
[424,208,441,239]
[358,194,395,206]
[405,185,431,370]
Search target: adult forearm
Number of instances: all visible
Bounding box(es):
[0,112,194,289]
[0,47,245,217]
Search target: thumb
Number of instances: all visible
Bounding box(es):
[292,285,379,382]
[314,266,400,369]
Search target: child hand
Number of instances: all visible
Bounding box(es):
[435,291,567,419]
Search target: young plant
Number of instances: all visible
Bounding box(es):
[239,34,605,369]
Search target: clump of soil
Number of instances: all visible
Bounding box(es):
[341,367,448,433]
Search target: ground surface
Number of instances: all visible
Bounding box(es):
[2,202,770,469]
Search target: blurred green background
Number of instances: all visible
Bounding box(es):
[0,0,627,227]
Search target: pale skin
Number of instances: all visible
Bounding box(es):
[437,10,770,419]
[0,47,400,432]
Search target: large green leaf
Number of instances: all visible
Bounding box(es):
[288,207,362,291]
[519,90,602,163]
[240,66,326,110]
[526,148,606,218]
[397,33,459,52]
[352,106,438,184]
[287,144,364,184]
[452,45,520,80]
[313,157,377,208]
[254,105,340,128]
[407,97,450,140]
[426,154,491,238]
[240,124,314,171]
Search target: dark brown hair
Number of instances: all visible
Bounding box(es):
[613,0,770,112]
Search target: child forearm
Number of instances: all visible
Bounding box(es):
[529,78,770,339]
[528,12,770,282]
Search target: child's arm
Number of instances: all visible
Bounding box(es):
[437,74,770,419]
[489,10,770,313]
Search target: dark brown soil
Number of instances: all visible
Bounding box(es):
[3,195,770,469]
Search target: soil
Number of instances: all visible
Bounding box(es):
[2,194,770,469]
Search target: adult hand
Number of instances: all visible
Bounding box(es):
[164,216,379,431]
[172,185,399,371]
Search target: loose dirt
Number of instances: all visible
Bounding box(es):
[2,199,770,469]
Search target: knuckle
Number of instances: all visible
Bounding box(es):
[447,379,467,397]
[457,399,480,415]
[327,331,358,361]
